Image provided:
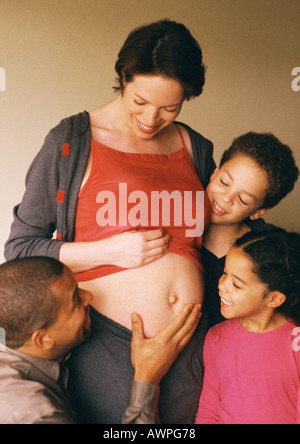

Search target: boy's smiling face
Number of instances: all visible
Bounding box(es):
[206,155,269,225]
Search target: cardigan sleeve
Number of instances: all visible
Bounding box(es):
[191,131,215,189]
[4,129,65,260]
[176,121,215,189]
[4,112,91,261]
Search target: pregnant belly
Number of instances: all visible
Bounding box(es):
[78,253,205,338]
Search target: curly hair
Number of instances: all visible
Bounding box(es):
[0,257,64,349]
[114,19,206,100]
[235,227,300,325]
[220,132,299,209]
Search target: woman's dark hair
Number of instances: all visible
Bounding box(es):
[235,227,300,325]
[220,132,299,209]
[0,257,64,349]
[114,19,206,100]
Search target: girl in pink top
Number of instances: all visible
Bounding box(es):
[195,227,300,424]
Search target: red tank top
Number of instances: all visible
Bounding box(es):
[74,125,211,281]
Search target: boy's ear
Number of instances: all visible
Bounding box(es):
[249,208,270,221]
[266,291,286,309]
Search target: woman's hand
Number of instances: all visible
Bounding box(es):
[60,228,170,274]
[130,304,202,386]
[106,228,170,269]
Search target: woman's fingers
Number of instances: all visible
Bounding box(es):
[110,228,171,268]
[128,229,170,265]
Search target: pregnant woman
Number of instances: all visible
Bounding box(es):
[5,20,215,423]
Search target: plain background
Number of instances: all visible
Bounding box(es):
[1,0,299,262]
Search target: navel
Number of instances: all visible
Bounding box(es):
[169,292,178,305]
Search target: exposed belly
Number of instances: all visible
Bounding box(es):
[78,253,204,338]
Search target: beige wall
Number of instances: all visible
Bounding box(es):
[1,0,299,262]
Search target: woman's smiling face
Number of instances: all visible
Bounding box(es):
[120,74,185,139]
[206,155,269,225]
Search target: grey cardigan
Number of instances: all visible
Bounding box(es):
[4,111,215,261]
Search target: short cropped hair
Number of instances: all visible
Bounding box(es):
[114,19,206,100]
[0,257,64,349]
[220,132,299,209]
[235,227,300,325]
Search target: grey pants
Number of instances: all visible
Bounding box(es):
[67,308,207,424]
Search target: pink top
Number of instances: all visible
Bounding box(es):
[195,318,300,424]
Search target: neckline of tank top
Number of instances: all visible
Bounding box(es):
[91,138,189,163]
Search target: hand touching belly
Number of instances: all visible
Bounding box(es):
[79,252,205,338]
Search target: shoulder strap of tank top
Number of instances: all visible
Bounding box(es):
[174,124,186,150]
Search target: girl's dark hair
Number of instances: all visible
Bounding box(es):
[114,19,206,100]
[235,227,300,325]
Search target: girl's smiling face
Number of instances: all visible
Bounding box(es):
[218,246,270,320]
[206,155,269,225]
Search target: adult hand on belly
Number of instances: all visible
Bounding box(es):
[106,228,170,268]
[130,303,202,386]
